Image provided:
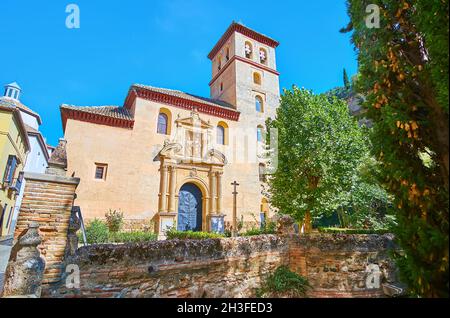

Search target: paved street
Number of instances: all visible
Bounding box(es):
[0,235,13,294]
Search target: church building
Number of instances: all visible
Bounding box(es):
[60,22,281,237]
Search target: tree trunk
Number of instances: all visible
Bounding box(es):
[303,211,312,233]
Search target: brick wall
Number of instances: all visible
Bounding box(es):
[14,172,79,284]
[43,233,398,298]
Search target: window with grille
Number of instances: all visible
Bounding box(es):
[95,164,108,180]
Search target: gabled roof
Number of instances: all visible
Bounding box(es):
[126,84,240,121]
[48,139,67,167]
[61,82,241,131]
[60,105,135,131]
[5,82,21,90]
[132,84,235,109]
[61,105,133,120]
[208,21,280,60]
[0,96,42,125]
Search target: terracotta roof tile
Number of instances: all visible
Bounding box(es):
[60,105,134,121]
[133,84,235,110]
[0,96,42,124]
[48,139,67,166]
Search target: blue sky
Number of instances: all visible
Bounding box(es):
[0,0,357,146]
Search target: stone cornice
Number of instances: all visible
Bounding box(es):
[209,55,280,87]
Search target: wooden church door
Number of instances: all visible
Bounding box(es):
[177,183,203,231]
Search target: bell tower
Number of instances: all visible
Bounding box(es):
[3,82,22,101]
[207,22,280,119]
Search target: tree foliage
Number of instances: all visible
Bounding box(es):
[268,88,367,225]
[342,0,449,297]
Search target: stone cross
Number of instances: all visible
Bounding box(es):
[231,181,239,237]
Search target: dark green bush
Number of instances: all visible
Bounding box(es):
[85,219,110,244]
[317,227,390,234]
[242,220,277,237]
[166,229,224,240]
[82,219,157,244]
[256,266,311,298]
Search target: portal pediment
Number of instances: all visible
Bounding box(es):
[158,109,227,166]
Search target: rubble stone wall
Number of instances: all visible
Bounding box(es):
[43,233,398,298]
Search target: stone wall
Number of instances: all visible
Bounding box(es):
[13,172,79,284]
[44,235,288,298]
[43,233,398,298]
[288,234,397,298]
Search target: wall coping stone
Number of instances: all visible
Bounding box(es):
[287,233,396,252]
[71,235,288,267]
[23,172,80,186]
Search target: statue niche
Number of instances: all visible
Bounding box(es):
[158,108,226,165]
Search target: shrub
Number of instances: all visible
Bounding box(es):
[166,229,224,240]
[317,227,390,235]
[85,219,109,244]
[109,231,157,243]
[242,220,277,237]
[105,209,124,233]
[256,266,311,298]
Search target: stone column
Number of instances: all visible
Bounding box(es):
[159,165,168,212]
[209,171,217,214]
[168,166,177,213]
[209,171,225,234]
[216,171,223,214]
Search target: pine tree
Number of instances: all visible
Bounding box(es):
[343,68,351,89]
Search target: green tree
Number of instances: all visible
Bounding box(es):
[343,68,351,89]
[342,0,449,297]
[268,87,367,231]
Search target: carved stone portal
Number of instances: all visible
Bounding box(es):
[156,109,227,237]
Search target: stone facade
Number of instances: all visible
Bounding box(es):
[13,172,79,284]
[61,22,280,236]
[43,233,398,298]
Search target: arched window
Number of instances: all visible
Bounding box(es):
[217,125,225,145]
[226,47,230,61]
[253,72,261,85]
[255,96,264,113]
[157,113,169,135]
[217,56,222,71]
[259,48,267,65]
[216,121,228,145]
[257,125,264,142]
[245,41,253,59]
